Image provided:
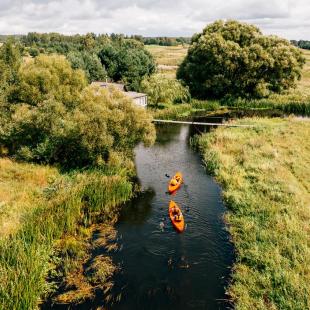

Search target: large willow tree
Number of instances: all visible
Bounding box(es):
[177,20,305,99]
[0,50,155,169]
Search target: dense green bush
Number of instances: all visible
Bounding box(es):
[177,20,305,99]
[29,47,39,57]
[21,33,154,88]
[141,74,190,106]
[0,39,22,103]
[0,50,156,169]
[98,40,155,90]
[67,51,107,82]
[15,54,87,107]
[5,84,155,168]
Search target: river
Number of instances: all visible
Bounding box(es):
[108,123,234,310]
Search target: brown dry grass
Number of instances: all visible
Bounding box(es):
[0,158,59,237]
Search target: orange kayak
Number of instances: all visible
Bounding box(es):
[168,172,183,193]
[169,200,185,232]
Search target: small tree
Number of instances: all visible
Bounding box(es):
[141,74,190,106]
[0,39,22,103]
[98,40,156,91]
[29,47,39,57]
[67,51,107,82]
[177,20,305,99]
[15,54,87,107]
[5,86,155,168]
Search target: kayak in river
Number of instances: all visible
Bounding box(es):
[168,172,183,193]
[169,200,185,232]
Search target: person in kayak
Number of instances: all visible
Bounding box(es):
[174,213,182,222]
[172,207,182,222]
[171,178,178,186]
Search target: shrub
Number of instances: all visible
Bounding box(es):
[15,54,87,107]
[0,40,22,103]
[67,51,107,82]
[5,84,155,169]
[177,20,305,99]
[98,40,156,91]
[29,47,39,57]
[141,74,190,106]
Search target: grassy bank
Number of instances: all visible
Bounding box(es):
[194,118,310,309]
[0,158,134,309]
[151,101,224,120]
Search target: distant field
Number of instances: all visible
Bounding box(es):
[297,49,310,93]
[146,45,188,67]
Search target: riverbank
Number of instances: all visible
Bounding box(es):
[194,118,310,309]
[151,97,310,121]
[0,158,134,309]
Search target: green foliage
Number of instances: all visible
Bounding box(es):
[67,51,107,82]
[223,93,310,116]
[98,40,156,90]
[29,47,39,57]
[4,81,155,169]
[152,103,193,120]
[142,36,190,46]
[15,54,87,107]
[191,99,220,110]
[141,74,190,106]
[0,40,22,103]
[291,40,310,50]
[20,33,156,90]
[22,32,106,54]
[0,42,22,145]
[177,20,305,99]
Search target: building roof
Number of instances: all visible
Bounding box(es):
[91,81,147,100]
[125,91,147,99]
[91,81,125,91]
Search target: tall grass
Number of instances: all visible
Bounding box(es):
[0,169,133,309]
[195,118,310,309]
[152,101,223,120]
[224,94,310,116]
[152,103,192,120]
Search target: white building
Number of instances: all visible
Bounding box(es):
[91,81,148,108]
[125,91,148,108]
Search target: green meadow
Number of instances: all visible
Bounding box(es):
[194,118,310,309]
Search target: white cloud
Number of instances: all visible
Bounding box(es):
[0,0,309,39]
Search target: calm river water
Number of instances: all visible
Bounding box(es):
[108,124,234,310]
[45,123,234,310]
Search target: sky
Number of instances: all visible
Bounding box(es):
[0,0,309,39]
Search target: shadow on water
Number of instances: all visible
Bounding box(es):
[118,189,156,225]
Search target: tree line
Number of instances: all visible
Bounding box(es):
[7,32,155,91]
[139,36,190,46]
[1,21,306,104]
[291,40,310,50]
